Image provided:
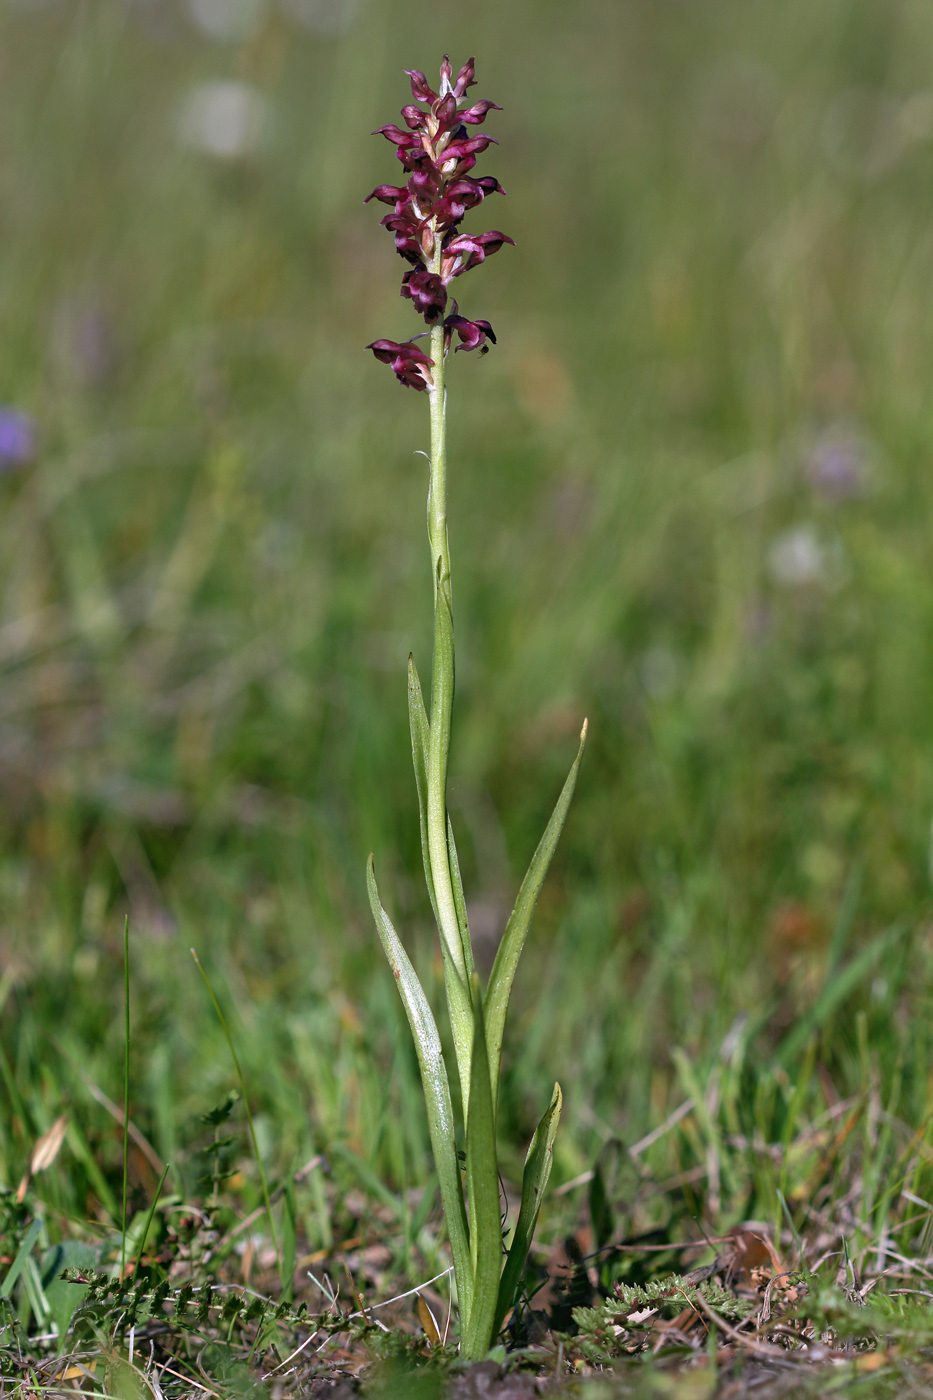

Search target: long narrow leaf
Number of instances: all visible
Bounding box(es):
[461,978,501,1359]
[494,1082,561,1337]
[427,575,476,1114]
[485,721,587,1110]
[410,659,475,1117]
[408,654,439,930]
[447,813,474,981]
[366,857,472,1319]
[0,1217,42,1298]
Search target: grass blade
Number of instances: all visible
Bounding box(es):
[1,1217,43,1298]
[777,923,903,1065]
[132,1161,170,1281]
[190,950,281,1279]
[485,721,587,1110]
[366,856,472,1321]
[461,977,502,1359]
[494,1081,561,1337]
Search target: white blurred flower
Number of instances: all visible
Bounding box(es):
[768,524,847,589]
[187,0,267,41]
[281,0,362,35]
[176,82,268,159]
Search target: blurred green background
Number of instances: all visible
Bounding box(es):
[1,0,932,1234]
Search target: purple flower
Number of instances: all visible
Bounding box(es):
[443,230,515,278]
[364,183,409,209]
[401,270,448,322]
[366,339,435,391]
[366,56,511,387]
[804,429,870,502]
[373,124,420,148]
[404,69,439,105]
[0,409,37,472]
[444,313,496,354]
[458,100,502,126]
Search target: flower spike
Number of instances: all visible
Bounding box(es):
[366,54,511,386]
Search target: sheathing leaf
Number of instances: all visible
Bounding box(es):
[366,857,472,1319]
[494,1082,561,1336]
[485,722,587,1110]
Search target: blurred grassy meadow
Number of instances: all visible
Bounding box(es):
[2,0,933,1270]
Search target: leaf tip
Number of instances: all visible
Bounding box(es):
[580,718,588,742]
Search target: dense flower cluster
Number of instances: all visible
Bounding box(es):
[365,56,512,390]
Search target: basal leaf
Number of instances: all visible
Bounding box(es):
[366,857,471,1317]
[461,977,502,1359]
[494,1082,561,1337]
[485,722,587,1111]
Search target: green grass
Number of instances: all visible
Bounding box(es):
[1,0,933,1392]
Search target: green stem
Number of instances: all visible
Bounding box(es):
[426,291,474,1113]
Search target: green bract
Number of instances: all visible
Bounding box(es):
[366,55,586,1359]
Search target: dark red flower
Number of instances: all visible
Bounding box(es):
[365,184,409,207]
[453,57,476,99]
[401,270,448,322]
[443,230,515,276]
[373,124,419,148]
[444,313,496,353]
[404,69,438,104]
[458,101,502,126]
[400,105,427,132]
[432,176,504,223]
[440,135,498,165]
[366,339,435,390]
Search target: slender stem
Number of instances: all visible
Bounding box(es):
[426,290,466,985]
[427,315,450,602]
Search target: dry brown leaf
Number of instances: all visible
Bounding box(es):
[31,1114,69,1174]
[16,1113,69,1200]
[417,1294,441,1345]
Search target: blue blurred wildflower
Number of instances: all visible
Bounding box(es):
[0,409,37,472]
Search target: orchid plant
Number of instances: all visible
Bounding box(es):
[365,56,586,1359]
